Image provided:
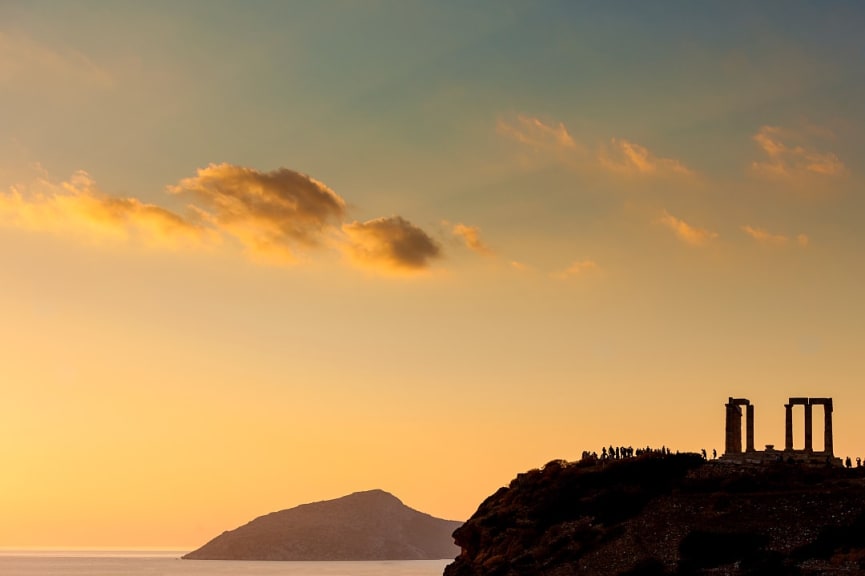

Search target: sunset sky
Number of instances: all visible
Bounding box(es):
[2,1,865,549]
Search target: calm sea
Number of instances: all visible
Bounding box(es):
[0,551,451,576]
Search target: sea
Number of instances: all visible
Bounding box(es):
[0,551,451,576]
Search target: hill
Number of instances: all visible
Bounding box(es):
[183,489,461,561]
[444,454,865,575]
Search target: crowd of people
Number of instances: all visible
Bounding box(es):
[580,445,674,462]
[580,447,864,469]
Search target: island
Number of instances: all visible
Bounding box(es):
[183,489,462,561]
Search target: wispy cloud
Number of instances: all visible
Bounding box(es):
[496,114,578,152]
[1,164,445,275]
[498,114,693,178]
[741,225,809,248]
[658,211,717,246]
[0,32,111,87]
[0,170,209,248]
[450,223,493,255]
[599,138,693,176]
[552,259,599,279]
[751,125,844,178]
[342,216,441,274]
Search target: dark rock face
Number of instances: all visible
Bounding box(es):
[444,454,865,576]
[184,489,462,561]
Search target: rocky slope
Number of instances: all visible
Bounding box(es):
[184,489,461,561]
[444,454,865,575]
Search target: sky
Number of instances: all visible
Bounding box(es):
[1,0,865,549]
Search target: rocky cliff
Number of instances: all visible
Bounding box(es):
[184,489,461,561]
[445,454,865,575]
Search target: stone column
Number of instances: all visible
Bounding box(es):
[724,401,733,454]
[824,405,834,456]
[746,404,755,452]
[785,403,793,451]
[804,402,813,453]
[732,405,742,453]
[725,400,742,454]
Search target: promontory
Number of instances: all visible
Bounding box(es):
[445,453,865,576]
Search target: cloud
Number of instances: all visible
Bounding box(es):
[497,115,578,152]
[0,32,111,88]
[751,125,844,178]
[1,164,444,275]
[451,223,493,255]
[342,216,441,273]
[497,114,693,178]
[552,259,599,279]
[0,170,209,247]
[741,225,809,248]
[599,138,693,176]
[169,163,346,262]
[658,211,717,246]
[740,225,788,246]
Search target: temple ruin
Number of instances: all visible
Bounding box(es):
[721,396,842,466]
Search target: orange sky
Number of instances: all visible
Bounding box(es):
[1,2,865,549]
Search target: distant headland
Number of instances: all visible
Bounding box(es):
[183,489,461,561]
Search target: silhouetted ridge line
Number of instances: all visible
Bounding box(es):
[445,452,865,575]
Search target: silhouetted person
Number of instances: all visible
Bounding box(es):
[857,457,862,468]
[846,457,852,468]
[712,449,717,459]
[701,449,707,460]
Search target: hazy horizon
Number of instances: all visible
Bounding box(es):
[2,1,864,549]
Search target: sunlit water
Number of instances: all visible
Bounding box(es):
[0,551,451,576]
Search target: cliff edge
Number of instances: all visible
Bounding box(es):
[184,489,461,561]
[445,454,865,575]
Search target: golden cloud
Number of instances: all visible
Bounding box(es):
[342,216,441,273]
[658,211,717,246]
[1,164,444,275]
[552,259,599,279]
[0,170,209,247]
[741,225,788,246]
[169,163,347,262]
[451,223,493,255]
[751,125,844,178]
[599,138,693,176]
[498,114,695,179]
[497,115,578,152]
[741,225,809,248]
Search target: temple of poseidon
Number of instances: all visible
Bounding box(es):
[720,396,843,466]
